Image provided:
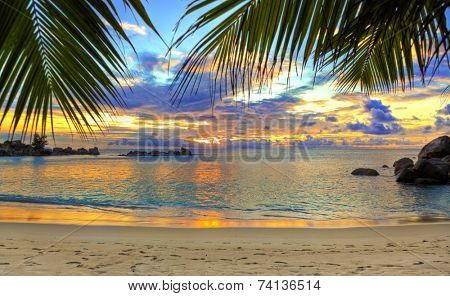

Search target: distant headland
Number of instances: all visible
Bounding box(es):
[0,135,99,157]
[119,147,193,157]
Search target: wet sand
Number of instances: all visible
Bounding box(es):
[0,222,449,275]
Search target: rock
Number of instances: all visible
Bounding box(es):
[382,165,389,168]
[393,158,414,175]
[442,155,450,163]
[181,147,192,156]
[418,136,450,159]
[77,148,89,155]
[64,147,74,154]
[351,168,380,176]
[414,178,443,185]
[126,151,146,157]
[42,149,53,156]
[89,147,100,155]
[413,158,448,183]
[396,168,419,183]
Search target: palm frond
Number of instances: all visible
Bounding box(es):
[0,0,160,139]
[171,0,449,104]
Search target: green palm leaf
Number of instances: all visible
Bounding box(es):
[0,0,160,139]
[171,0,449,104]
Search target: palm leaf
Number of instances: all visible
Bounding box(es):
[0,0,160,139]
[171,0,449,104]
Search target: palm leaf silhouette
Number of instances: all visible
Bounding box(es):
[0,0,160,139]
[171,0,449,104]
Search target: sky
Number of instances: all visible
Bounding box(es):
[2,0,449,149]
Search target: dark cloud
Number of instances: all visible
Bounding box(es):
[326,116,338,122]
[370,108,396,122]
[347,122,403,135]
[347,99,403,134]
[364,100,390,113]
[423,126,433,133]
[437,104,450,115]
[364,99,397,122]
[247,95,301,114]
[435,116,450,129]
[301,121,317,127]
[138,52,166,71]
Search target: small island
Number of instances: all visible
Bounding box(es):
[0,134,100,157]
[120,147,193,157]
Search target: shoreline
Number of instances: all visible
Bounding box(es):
[1,201,450,229]
[1,222,449,275]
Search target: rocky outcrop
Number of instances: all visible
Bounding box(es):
[414,178,443,185]
[413,158,448,184]
[396,168,419,183]
[351,168,380,176]
[396,136,449,185]
[121,148,193,157]
[393,158,414,175]
[418,136,450,159]
[442,155,450,163]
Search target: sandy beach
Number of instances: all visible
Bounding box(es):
[0,222,449,276]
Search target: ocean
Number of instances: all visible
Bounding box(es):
[0,148,449,227]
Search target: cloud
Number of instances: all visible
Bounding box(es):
[121,22,147,36]
[423,126,433,133]
[370,108,397,122]
[347,122,403,135]
[300,135,335,147]
[301,121,317,127]
[346,99,403,134]
[364,99,397,122]
[326,116,338,122]
[364,100,390,113]
[437,104,450,115]
[435,116,450,129]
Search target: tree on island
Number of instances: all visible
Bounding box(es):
[31,134,48,151]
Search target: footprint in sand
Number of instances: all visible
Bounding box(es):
[326,263,340,266]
